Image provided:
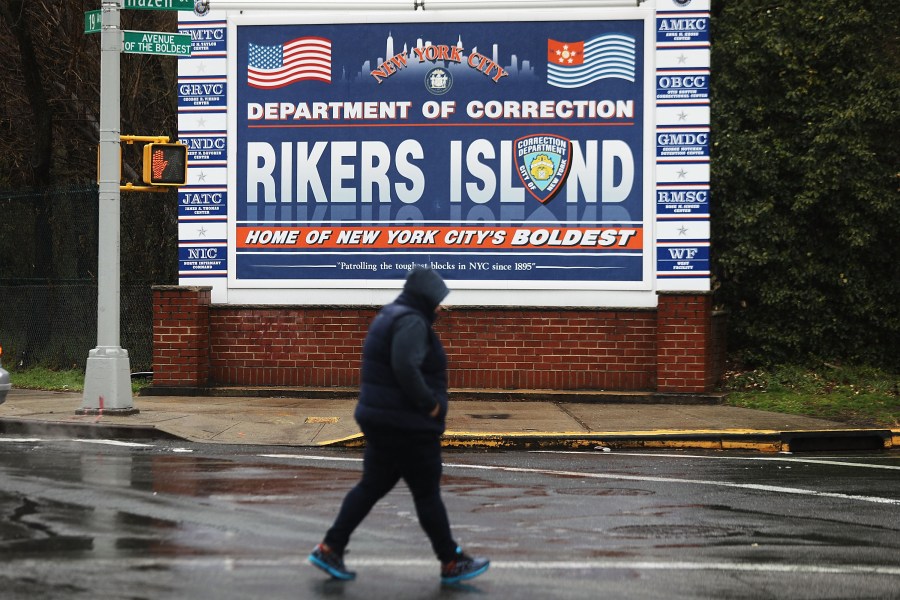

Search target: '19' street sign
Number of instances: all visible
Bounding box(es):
[84,10,101,34]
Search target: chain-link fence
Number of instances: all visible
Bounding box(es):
[0,281,153,371]
[0,185,177,373]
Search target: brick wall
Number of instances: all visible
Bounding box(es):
[208,307,372,387]
[152,287,723,393]
[657,293,717,393]
[152,286,210,386]
[441,308,657,390]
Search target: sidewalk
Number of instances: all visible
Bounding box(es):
[0,388,896,453]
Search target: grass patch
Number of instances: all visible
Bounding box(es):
[5,366,151,395]
[722,364,899,428]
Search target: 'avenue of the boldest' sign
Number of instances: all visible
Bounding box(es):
[123,30,192,56]
[124,0,195,10]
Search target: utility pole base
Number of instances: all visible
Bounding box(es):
[80,346,138,415]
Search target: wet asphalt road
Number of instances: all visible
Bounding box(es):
[0,435,898,600]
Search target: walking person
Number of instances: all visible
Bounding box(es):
[308,267,490,585]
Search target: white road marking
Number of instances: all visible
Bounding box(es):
[263,453,362,462]
[209,494,301,503]
[349,559,900,576]
[532,449,900,471]
[0,437,202,454]
[260,453,900,506]
[72,439,155,448]
[3,557,896,576]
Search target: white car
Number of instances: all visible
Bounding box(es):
[0,345,10,405]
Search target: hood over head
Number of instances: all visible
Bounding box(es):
[402,267,449,312]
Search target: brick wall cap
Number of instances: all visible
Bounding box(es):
[209,303,656,312]
[442,305,657,312]
[656,291,714,297]
[211,303,380,310]
[152,285,213,292]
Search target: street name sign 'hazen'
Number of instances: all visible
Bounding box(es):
[125,0,195,10]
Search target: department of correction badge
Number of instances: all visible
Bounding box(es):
[514,134,572,204]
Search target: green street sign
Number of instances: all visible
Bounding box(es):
[123,30,192,56]
[84,10,102,34]
[124,0,195,10]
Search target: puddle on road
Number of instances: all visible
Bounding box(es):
[1,492,93,556]
[0,452,353,563]
[0,488,250,563]
[146,455,360,499]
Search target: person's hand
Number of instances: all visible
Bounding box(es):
[429,404,440,418]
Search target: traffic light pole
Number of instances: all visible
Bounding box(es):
[80,0,137,416]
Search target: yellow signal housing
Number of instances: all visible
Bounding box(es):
[142,142,188,186]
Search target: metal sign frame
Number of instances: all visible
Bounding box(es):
[175,0,713,306]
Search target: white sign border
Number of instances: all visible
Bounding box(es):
[224,7,658,307]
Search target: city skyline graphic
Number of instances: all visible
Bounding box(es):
[340,31,540,84]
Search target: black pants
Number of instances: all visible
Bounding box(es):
[323,429,458,563]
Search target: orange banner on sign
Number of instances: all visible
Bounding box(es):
[236,226,642,251]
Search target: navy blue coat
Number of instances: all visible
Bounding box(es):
[355,269,450,435]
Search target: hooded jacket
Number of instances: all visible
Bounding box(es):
[355,268,450,434]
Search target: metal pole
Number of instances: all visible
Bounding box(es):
[80,0,137,416]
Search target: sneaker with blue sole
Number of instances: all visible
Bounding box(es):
[440,548,490,585]
[309,543,356,580]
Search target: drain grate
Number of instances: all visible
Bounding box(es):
[785,432,887,452]
[608,524,741,539]
[305,416,340,424]
[556,487,654,497]
[467,413,512,420]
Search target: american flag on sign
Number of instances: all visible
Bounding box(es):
[247,37,332,89]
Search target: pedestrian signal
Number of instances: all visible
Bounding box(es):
[142,143,187,186]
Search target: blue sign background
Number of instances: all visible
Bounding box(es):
[656,72,708,101]
[179,245,227,273]
[179,189,227,218]
[179,24,227,54]
[656,245,708,273]
[656,187,709,216]
[656,16,709,44]
[178,80,227,109]
[233,19,647,283]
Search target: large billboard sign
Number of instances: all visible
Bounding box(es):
[178,1,711,306]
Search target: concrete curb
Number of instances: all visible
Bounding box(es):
[318,429,897,453]
[2,389,896,453]
[3,417,896,453]
[0,418,182,441]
